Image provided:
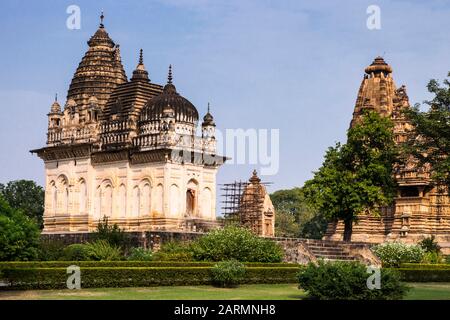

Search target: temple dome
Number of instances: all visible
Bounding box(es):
[202,103,215,127]
[50,100,61,114]
[140,66,199,124]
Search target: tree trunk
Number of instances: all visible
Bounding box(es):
[343,219,353,242]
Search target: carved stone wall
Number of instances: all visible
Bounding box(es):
[42,156,219,234]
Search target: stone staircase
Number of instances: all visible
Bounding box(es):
[303,239,357,262]
[273,237,381,265]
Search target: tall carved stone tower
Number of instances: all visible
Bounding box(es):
[32,15,226,234]
[239,170,275,237]
[325,57,450,253]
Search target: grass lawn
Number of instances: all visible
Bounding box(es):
[0,283,449,300]
[404,283,450,300]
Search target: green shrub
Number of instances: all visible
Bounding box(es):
[0,266,299,290]
[61,244,90,261]
[298,260,409,300]
[37,239,66,261]
[152,241,194,261]
[211,260,246,288]
[127,247,153,261]
[446,255,450,264]
[421,251,445,264]
[419,236,441,253]
[0,196,40,261]
[372,242,425,267]
[85,240,122,261]
[92,216,129,248]
[191,226,284,262]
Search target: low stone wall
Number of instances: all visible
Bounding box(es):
[271,238,317,264]
[41,231,204,251]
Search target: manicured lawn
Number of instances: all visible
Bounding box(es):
[0,284,305,300]
[0,283,449,300]
[404,283,450,300]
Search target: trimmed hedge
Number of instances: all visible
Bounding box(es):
[243,267,299,284]
[0,266,300,290]
[400,263,450,270]
[211,261,246,287]
[0,261,297,269]
[396,268,450,282]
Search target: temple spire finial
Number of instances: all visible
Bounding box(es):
[249,169,261,184]
[100,10,105,28]
[207,102,210,113]
[168,64,173,84]
[131,48,149,81]
[139,49,144,65]
[55,93,58,102]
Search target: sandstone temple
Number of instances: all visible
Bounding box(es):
[31,15,226,234]
[325,57,450,253]
[239,170,275,237]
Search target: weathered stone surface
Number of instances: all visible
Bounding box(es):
[238,170,276,237]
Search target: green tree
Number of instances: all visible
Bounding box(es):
[405,73,450,189]
[0,195,40,261]
[300,213,329,239]
[303,110,398,241]
[270,188,327,239]
[0,180,44,229]
[274,210,300,238]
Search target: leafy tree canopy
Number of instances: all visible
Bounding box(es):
[303,110,398,241]
[0,180,44,229]
[270,188,328,239]
[405,73,450,189]
[0,195,40,261]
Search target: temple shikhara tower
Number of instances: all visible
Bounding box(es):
[32,15,225,234]
[239,171,275,237]
[221,170,275,237]
[325,57,450,252]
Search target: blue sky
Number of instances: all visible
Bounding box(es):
[0,0,449,194]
